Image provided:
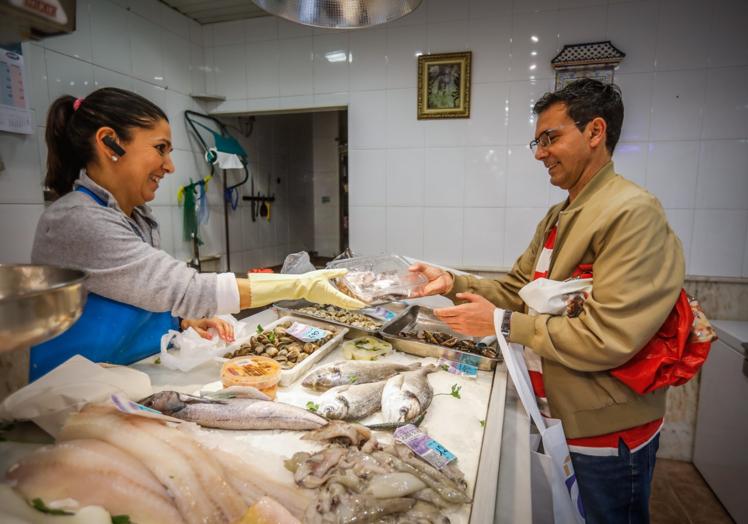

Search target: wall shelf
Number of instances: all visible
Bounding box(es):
[190,93,227,102]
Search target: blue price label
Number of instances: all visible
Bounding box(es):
[427,439,456,461]
[458,353,481,368]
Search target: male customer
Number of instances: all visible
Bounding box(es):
[412,78,684,523]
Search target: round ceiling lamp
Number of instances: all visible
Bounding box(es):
[252,0,423,29]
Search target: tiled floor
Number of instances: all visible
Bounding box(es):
[651,459,735,524]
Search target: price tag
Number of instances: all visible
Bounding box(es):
[361,306,397,322]
[438,358,478,378]
[287,321,330,342]
[394,424,456,470]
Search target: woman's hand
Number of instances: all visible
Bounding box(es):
[408,263,454,298]
[180,317,235,342]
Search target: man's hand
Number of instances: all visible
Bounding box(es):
[409,263,454,297]
[433,293,498,337]
[181,317,235,342]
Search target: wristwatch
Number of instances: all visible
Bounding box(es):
[500,309,512,339]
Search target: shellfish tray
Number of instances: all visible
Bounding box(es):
[232,314,348,386]
[379,305,502,371]
[273,300,410,339]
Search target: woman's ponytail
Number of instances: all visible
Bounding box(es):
[45,95,83,197]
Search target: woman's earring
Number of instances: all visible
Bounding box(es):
[111,155,119,162]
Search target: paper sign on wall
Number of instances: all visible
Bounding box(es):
[0,48,33,135]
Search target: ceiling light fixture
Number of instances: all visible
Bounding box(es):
[253,0,423,29]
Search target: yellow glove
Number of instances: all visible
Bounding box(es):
[247,269,366,309]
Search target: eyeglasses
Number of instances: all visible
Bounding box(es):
[528,121,584,153]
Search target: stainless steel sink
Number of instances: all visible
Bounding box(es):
[0,265,87,353]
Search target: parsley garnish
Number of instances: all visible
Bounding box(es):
[306,401,319,413]
[450,384,462,399]
[31,498,73,515]
[435,383,462,399]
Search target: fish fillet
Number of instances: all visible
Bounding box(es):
[59,404,244,524]
[6,439,183,524]
[211,449,313,519]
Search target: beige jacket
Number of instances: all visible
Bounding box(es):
[448,162,685,438]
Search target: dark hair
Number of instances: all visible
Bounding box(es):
[532,78,624,154]
[45,87,168,197]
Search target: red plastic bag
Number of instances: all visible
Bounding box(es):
[611,290,716,394]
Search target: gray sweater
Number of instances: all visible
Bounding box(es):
[31,172,219,318]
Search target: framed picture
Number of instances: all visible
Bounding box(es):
[417,51,471,119]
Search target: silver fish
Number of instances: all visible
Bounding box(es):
[302,360,421,391]
[381,364,438,423]
[139,391,327,431]
[316,380,387,421]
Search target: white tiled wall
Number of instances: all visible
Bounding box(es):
[197,0,748,277]
[3,0,748,279]
[1,0,212,267]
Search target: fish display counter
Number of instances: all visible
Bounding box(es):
[133,296,529,523]
[0,295,532,523]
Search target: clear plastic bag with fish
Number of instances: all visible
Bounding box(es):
[326,255,428,306]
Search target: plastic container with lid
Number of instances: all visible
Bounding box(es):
[342,336,393,360]
[327,255,428,305]
[221,356,281,399]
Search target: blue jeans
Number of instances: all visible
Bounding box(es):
[570,434,659,524]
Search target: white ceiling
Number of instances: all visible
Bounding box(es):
[160,0,269,25]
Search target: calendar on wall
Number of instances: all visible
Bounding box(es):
[0,48,33,135]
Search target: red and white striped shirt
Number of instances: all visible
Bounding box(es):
[525,225,662,456]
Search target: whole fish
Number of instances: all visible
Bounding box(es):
[302,360,421,391]
[139,391,327,430]
[381,364,438,423]
[316,381,387,421]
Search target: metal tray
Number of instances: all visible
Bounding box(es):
[379,305,502,371]
[273,300,409,339]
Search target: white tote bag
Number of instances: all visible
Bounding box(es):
[494,309,586,524]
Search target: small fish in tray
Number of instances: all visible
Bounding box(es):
[399,329,500,360]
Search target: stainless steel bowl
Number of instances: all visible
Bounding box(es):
[0,265,88,353]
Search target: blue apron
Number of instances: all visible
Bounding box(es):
[29,187,179,381]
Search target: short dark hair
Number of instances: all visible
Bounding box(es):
[533,78,624,154]
[45,87,168,197]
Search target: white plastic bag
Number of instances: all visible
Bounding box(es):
[494,309,585,524]
[519,278,592,316]
[0,355,152,437]
[280,251,316,274]
[159,315,250,372]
